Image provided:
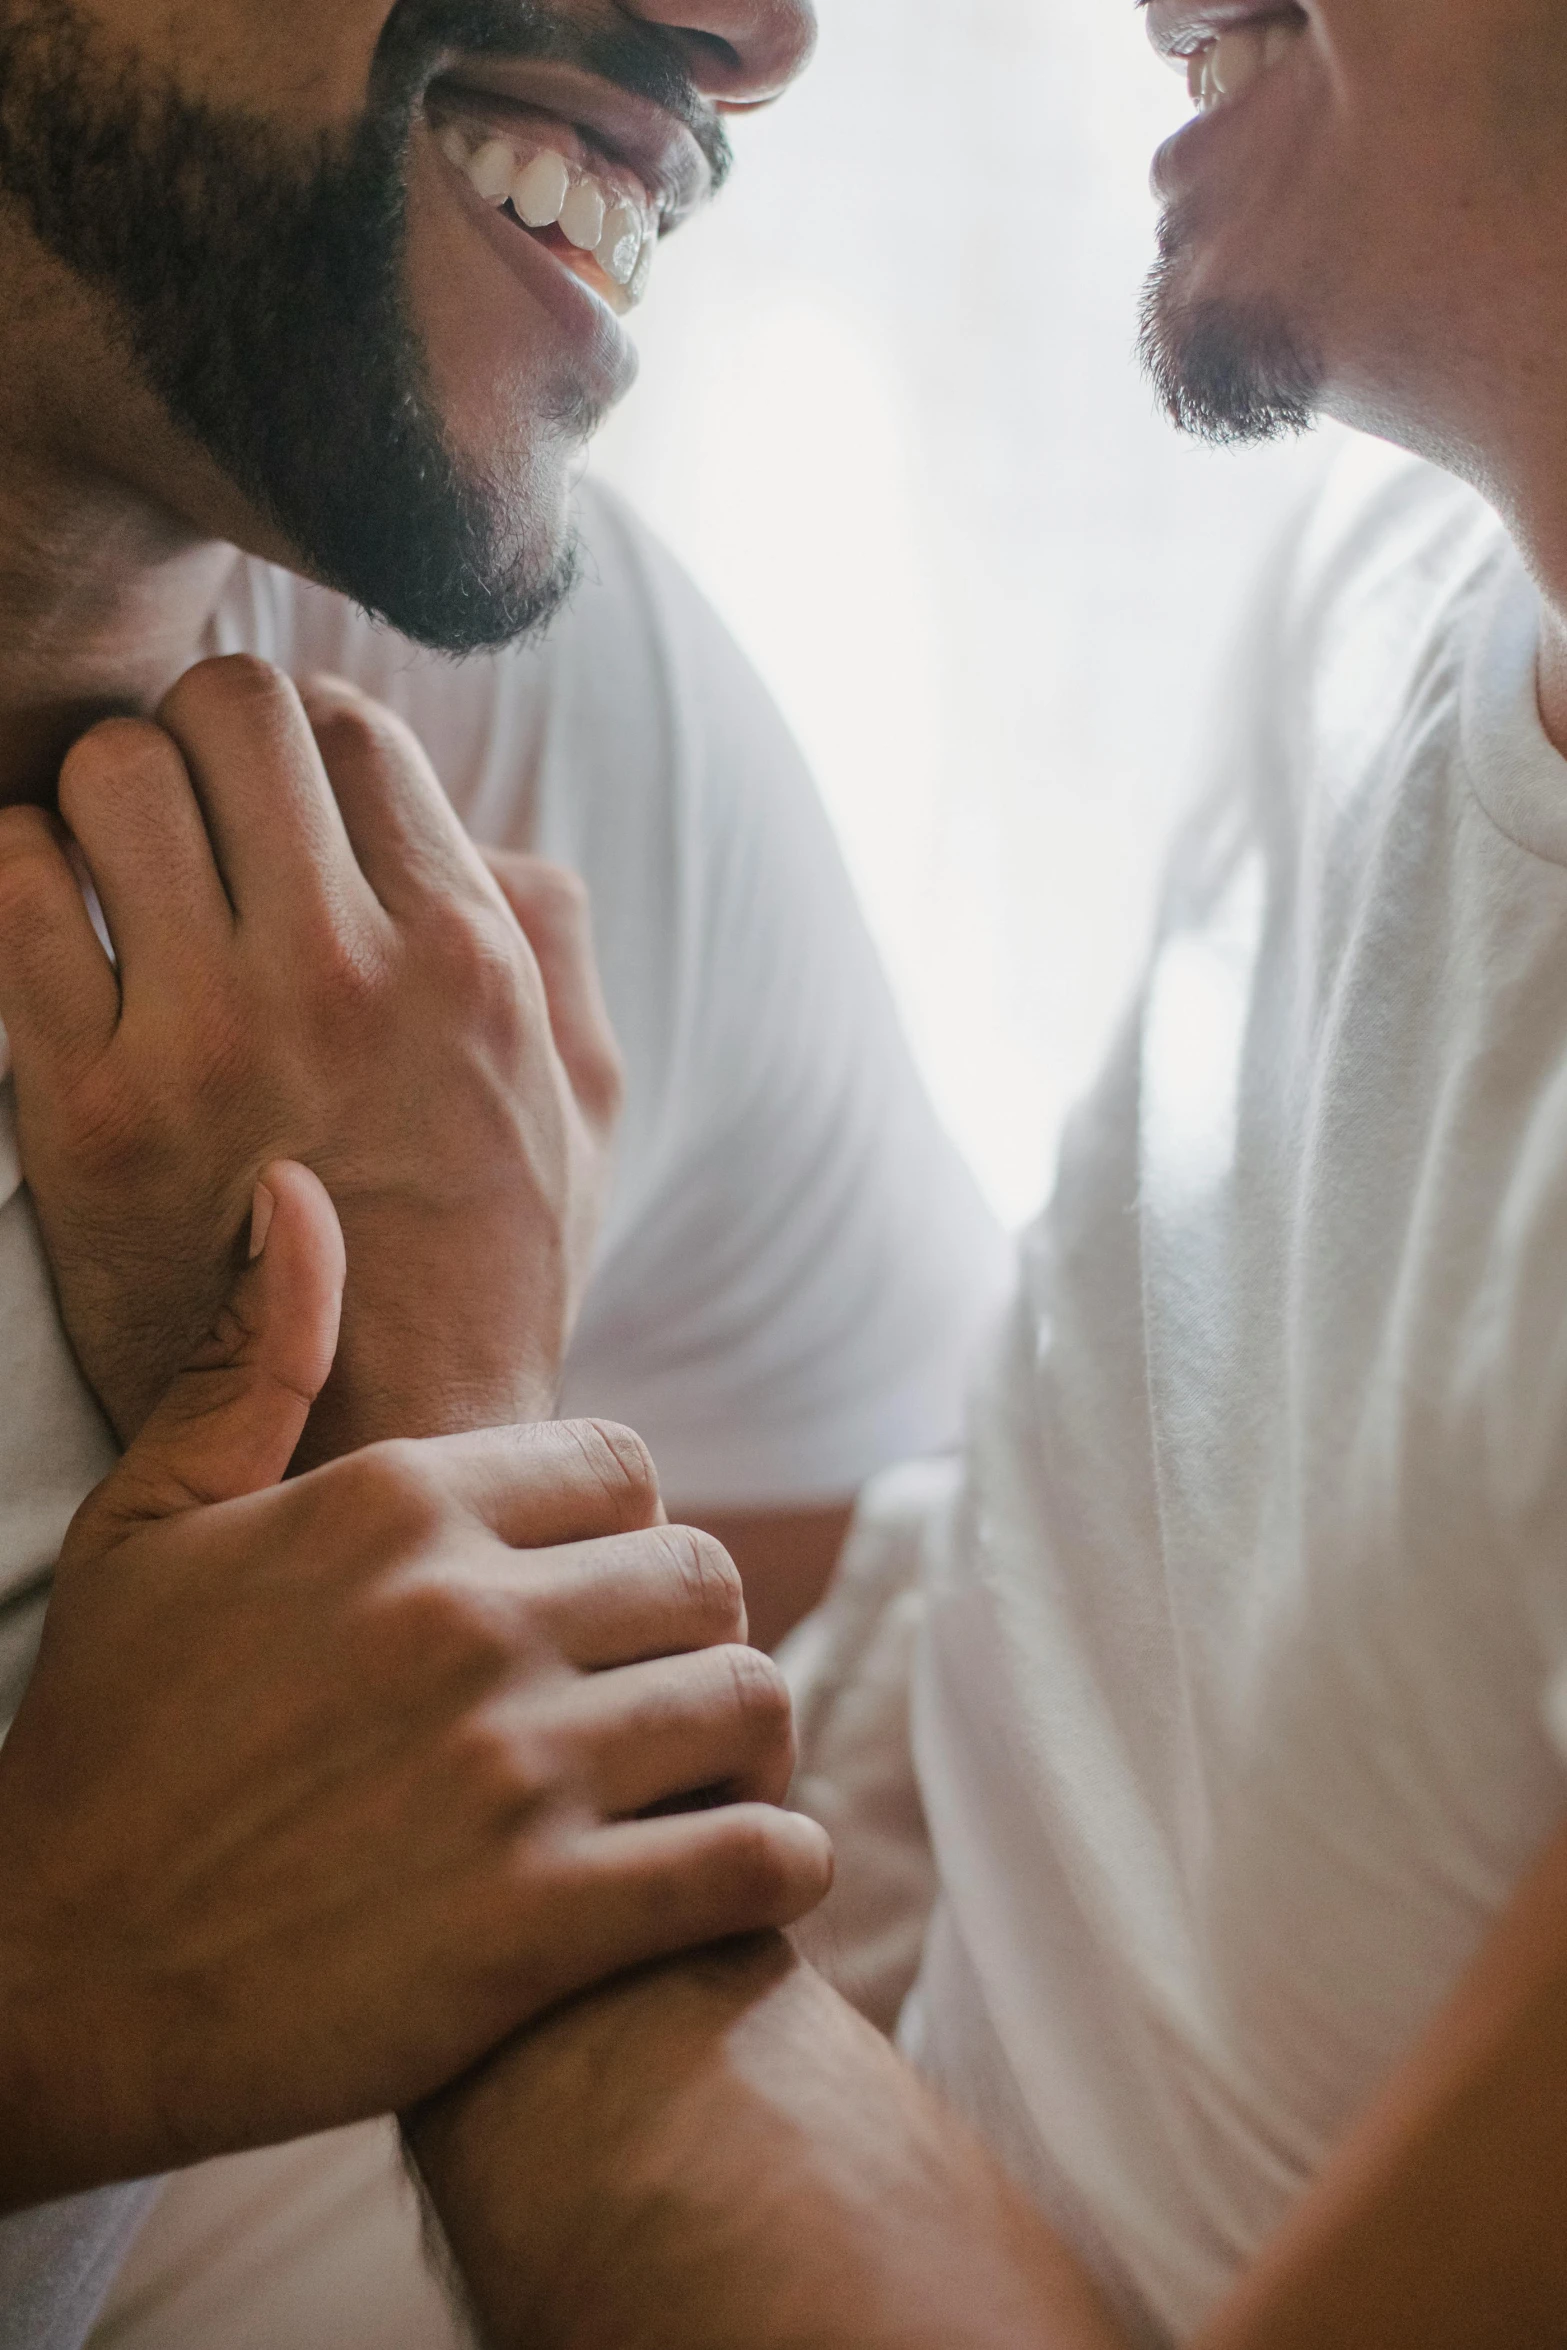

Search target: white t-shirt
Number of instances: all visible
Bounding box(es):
[908,443,1567,2344]
[0,481,1006,2347]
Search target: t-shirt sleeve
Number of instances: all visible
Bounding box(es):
[543,489,1012,1506]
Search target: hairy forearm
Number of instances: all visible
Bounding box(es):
[406,1936,1124,2350]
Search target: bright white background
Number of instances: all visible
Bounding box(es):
[593,0,1344,1226]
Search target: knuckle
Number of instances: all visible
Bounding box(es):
[422,893,501,974]
[166,650,289,722]
[386,1576,515,1691]
[300,914,387,1013]
[489,850,588,915]
[298,668,373,721]
[529,860,590,919]
[424,899,536,1016]
[580,1034,626,1126]
[335,1438,450,1549]
[58,716,175,813]
[447,1710,555,1827]
[564,1419,660,1531]
[302,674,416,757]
[708,1810,799,1917]
[717,1643,792,1737]
[659,1526,744,1639]
[308,690,426,794]
[307,697,381,770]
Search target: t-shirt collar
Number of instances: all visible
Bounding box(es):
[1460,542,1567,866]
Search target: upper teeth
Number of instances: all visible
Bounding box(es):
[1180,15,1303,112]
[435,118,656,310]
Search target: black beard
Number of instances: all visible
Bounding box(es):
[1138,206,1321,448]
[0,1,724,653]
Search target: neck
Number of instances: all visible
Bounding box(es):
[0,435,237,811]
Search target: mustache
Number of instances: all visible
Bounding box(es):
[371,0,733,190]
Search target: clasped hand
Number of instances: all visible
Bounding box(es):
[0,657,832,2212]
[0,1163,829,2207]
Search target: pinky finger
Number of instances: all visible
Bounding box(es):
[532,1804,833,2008]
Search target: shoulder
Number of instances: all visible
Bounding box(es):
[210,478,754,733]
[211,482,798,853]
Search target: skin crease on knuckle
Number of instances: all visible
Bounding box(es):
[564,1418,662,1533]
[660,1525,746,1644]
[716,1640,792,1742]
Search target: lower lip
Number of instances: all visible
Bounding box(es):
[433,136,637,405]
[1150,72,1273,200]
[1151,100,1223,198]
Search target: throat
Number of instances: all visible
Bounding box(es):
[0,511,239,812]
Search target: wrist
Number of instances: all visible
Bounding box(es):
[0,1899,128,2212]
[294,1331,558,1465]
[405,1940,833,2347]
[0,1749,175,2211]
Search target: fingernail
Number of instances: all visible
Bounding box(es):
[248,1180,276,1261]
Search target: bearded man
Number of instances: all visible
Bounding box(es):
[0,0,1010,2342]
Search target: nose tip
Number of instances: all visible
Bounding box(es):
[622,0,817,107]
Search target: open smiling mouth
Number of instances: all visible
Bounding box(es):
[429,95,663,316]
[1163,6,1308,113]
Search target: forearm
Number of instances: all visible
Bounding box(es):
[1192,1814,1567,2350]
[406,1936,1124,2350]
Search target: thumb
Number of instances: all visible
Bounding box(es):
[78,1160,345,1541]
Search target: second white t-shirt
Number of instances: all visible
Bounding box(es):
[909,443,1567,2342]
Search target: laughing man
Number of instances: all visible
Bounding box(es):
[0,0,1014,2342]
